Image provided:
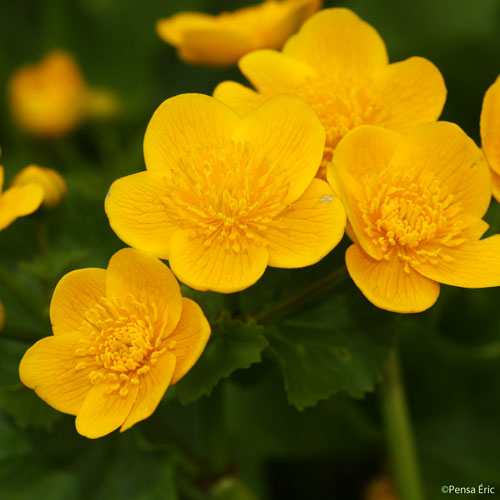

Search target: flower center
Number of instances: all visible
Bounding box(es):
[160,141,290,252]
[359,168,467,271]
[297,75,388,177]
[74,294,174,396]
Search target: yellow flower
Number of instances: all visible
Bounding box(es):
[156,0,321,67]
[0,164,43,231]
[19,248,210,438]
[214,8,446,178]
[11,165,67,209]
[105,93,346,293]
[480,75,500,202]
[328,123,500,314]
[8,51,88,136]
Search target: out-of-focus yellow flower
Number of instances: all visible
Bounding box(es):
[215,8,446,178]
[19,248,211,438]
[105,93,345,293]
[329,122,499,313]
[11,165,66,209]
[156,0,321,67]
[364,476,398,500]
[8,51,89,136]
[480,75,500,202]
[0,161,43,231]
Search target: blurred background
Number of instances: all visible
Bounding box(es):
[1,0,500,498]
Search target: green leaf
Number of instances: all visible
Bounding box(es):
[265,285,396,410]
[176,313,268,405]
[91,440,179,500]
[0,461,78,500]
[0,384,61,431]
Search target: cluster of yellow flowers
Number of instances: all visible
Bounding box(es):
[10,1,500,438]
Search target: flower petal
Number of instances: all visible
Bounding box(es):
[156,12,215,46]
[238,49,316,96]
[492,170,500,203]
[346,244,440,313]
[283,8,388,77]
[179,28,256,66]
[169,297,211,385]
[105,171,176,259]
[50,268,106,336]
[120,352,177,432]
[75,383,139,439]
[232,94,325,203]
[260,0,320,50]
[328,126,402,259]
[481,76,500,176]
[390,121,491,218]
[414,235,500,288]
[213,81,266,116]
[266,179,346,268]
[169,229,269,293]
[373,56,446,133]
[19,333,95,415]
[106,248,182,337]
[0,184,43,230]
[144,94,240,173]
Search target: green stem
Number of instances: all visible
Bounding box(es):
[200,383,230,477]
[36,213,52,302]
[253,266,347,324]
[380,349,424,500]
[0,264,45,321]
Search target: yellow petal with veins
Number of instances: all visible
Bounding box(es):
[50,268,106,336]
[414,235,500,288]
[106,248,182,338]
[346,244,440,314]
[19,333,96,415]
[266,179,346,268]
[480,75,500,177]
[239,49,316,96]
[283,8,388,78]
[169,229,269,293]
[144,93,240,173]
[373,56,446,133]
[390,121,491,218]
[232,94,325,204]
[76,382,139,439]
[169,298,211,385]
[120,352,176,432]
[105,171,178,260]
[213,81,265,116]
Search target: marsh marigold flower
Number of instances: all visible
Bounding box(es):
[19,248,210,438]
[156,0,321,67]
[480,75,500,202]
[0,160,43,231]
[214,8,446,178]
[329,123,500,313]
[11,165,67,209]
[9,51,88,136]
[105,93,346,293]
